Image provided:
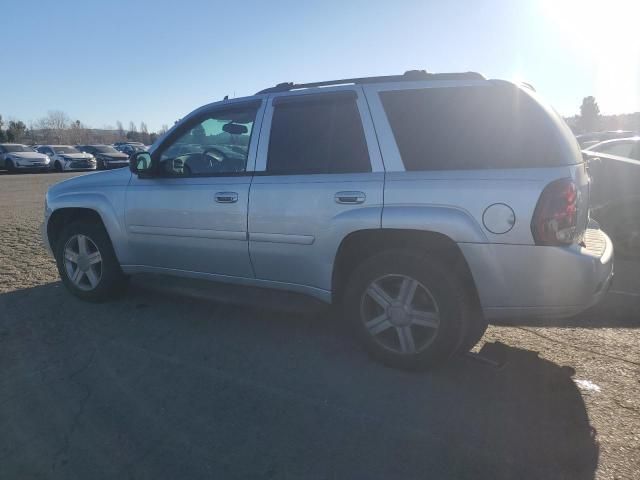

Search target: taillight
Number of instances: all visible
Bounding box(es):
[531,178,579,245]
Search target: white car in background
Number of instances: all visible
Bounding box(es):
[0,143,51,172]
[37,145,96,172]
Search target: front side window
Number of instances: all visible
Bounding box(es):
[3,144,32,153]
[267,94,371,175]
[54,146,79,154]
[159,105,258,176]
[595,142,635,158]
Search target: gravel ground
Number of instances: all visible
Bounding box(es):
[0,171,638,479]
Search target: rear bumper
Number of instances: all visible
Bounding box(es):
[460,227,614,321]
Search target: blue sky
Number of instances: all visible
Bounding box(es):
[2,0,638,132]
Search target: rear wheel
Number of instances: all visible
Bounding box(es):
[343,250,472,370]
[54,222,128,302]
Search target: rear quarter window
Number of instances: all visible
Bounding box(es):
[380,85,570,170]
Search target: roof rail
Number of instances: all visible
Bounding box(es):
[256,70,485,94]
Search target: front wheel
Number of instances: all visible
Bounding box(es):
[54,161,63,172]
[54,222,128,302]
[5,159,16,173]
[343,250,472,370]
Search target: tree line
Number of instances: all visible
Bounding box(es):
[567,96,640,134]
[0,111,169,146]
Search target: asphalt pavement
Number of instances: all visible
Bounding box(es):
[1,171,638,479]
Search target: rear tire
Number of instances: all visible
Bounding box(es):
[54,221,128,302]
[343,250,472,370]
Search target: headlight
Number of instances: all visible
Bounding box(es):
[44,156,50,163]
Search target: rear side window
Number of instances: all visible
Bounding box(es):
[267,94,371,175]
[380,86,566,170]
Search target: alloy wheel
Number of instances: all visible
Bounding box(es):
[63,234,103,291]
[360,274,440,354]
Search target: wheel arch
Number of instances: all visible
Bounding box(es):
[46,199,125,263]
[331,228,480,308]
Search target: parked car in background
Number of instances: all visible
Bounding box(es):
[37,145,96,172]
[43,70,613,370]
[116,143,147,156]
[585,137,640,160]
[0,143,51,172]
[76,145,129,170]
[576,130,636,149]
[584,137,640,257]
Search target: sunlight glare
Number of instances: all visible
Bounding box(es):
[541,0,640,114]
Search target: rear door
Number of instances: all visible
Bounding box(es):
[248,87,384,293]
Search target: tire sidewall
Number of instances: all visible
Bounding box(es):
[344,250,469,370]
[54,222,125,302]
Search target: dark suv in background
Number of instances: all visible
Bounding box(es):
[76,145,129,170]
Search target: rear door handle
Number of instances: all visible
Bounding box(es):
[215,192,238,203]
[335,191,366,204]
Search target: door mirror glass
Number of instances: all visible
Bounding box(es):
[130,151,152,175]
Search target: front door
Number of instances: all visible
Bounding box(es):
[124,100,264,278]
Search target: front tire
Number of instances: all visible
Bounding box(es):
[54,221,127,302]
[6,159,16,173]
[343,250,472,370]
[54,161,63,172]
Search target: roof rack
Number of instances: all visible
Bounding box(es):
[256,70,485,94]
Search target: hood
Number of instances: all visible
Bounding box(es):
[10,151,49,160]
[48,166,132,195]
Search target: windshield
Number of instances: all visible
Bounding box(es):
[54,146,80,154]
[3,145,33,153]
[93,145,119,153]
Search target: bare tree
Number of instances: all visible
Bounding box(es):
[68,119,91,144]
[127,121,139,142]
[139,121,150,144]
[116,121,125,141]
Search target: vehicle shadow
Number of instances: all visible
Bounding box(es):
[0,281,598,479]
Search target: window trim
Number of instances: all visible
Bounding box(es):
[254,85,383,174]
[150,99,265,178]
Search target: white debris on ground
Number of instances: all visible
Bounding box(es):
[574,379,602,393]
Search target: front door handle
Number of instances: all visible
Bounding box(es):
[335,191,366,204]
[215,192,238,203]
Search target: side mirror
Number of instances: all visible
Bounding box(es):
[130,151,153,176]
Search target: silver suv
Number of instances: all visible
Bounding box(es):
[42,70,614,369]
